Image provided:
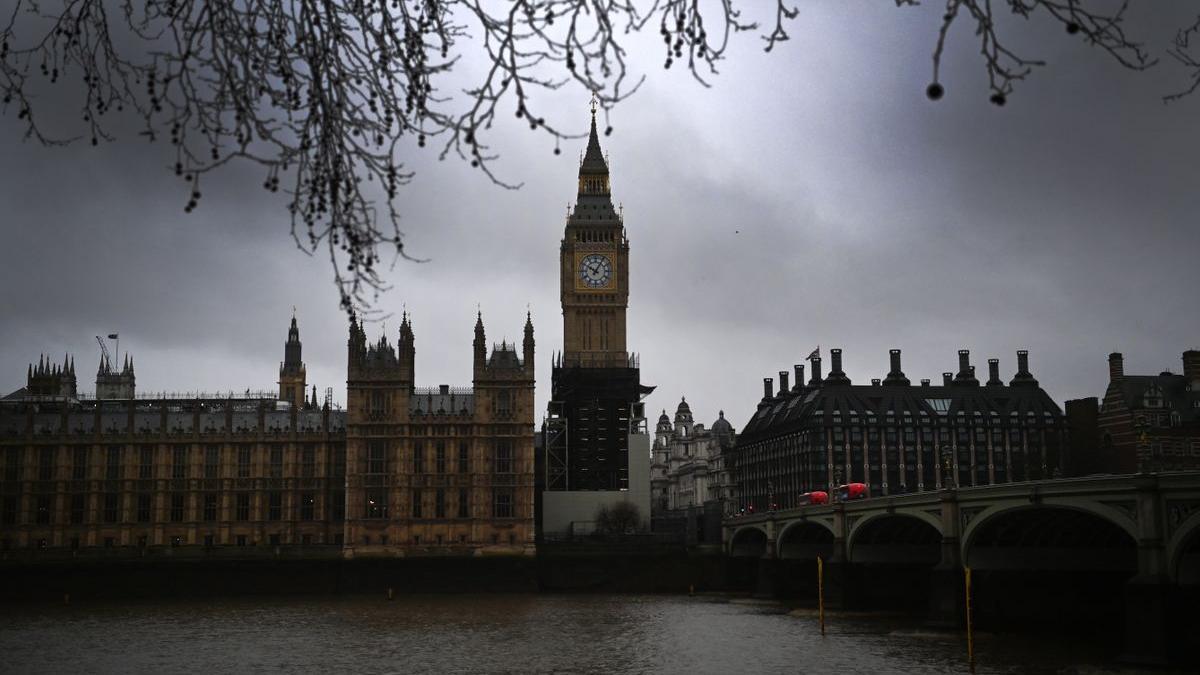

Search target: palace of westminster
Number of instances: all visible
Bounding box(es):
[3,107,1198,557]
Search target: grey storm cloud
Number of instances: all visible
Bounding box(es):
[2,2,1198,430]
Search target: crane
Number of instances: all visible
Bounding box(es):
[95,335,113,371]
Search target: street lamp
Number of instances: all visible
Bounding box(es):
[940,445,955,489]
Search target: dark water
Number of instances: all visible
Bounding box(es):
[0,594,1178,674]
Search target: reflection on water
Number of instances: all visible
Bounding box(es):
[0,594,1180,674]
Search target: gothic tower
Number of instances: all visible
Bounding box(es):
[560,97,629,368]
[96,351,135,399]
[545,101,653,498]
[278,313,307,409]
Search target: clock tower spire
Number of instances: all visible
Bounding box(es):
[561,97,628,368]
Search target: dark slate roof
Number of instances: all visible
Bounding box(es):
[580,114,608,175]
[738,382,1063,445]
[1113,374,1200,423]
[488,346,523,370]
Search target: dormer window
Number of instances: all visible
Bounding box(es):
[1144,385,1164,409]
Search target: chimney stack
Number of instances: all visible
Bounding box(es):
[1184,350,1200,383]
[871,378,881,386]
[883,348,911,386]
[987,358,1002,386]
[920,379,931,387]
[793,364,805,391]
[1009,349,1039,387]
[1108,352,1124,381]
[954,350,979,386]
[825,348,851,385]
[943,372,953,386]
[763,377,774,401]
[809,357,823,386]
[778,371,789,395]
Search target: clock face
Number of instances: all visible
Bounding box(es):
[578,254,613,288]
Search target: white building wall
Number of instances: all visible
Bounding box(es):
[541,429,651,536]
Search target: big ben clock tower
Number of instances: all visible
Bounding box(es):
[560,96,630,368]
[543,98,653,504]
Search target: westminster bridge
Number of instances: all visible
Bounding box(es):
[722,472,1200,665]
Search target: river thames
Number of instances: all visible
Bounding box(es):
[0,594,1178,673]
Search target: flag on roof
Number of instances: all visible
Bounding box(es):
[806,346,819,361]
[107,333,119,340]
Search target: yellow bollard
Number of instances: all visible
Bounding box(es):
[965,566,974,670]
[817,556,825,637]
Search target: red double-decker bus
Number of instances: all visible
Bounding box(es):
[799,491,829,505]
[835,483,869,502]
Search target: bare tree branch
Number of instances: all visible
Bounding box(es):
[0,1,1186,315]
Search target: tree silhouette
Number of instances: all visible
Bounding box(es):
[0,1,1189,312]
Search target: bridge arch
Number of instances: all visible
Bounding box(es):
[729,525,769,558]
[777,519,835,560]
[1168,510,1200,585]
[962,503,1137,572]
[847,512,943,566]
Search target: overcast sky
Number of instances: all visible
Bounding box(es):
[1,2,1197,431]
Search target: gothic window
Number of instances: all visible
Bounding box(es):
[301,445,316,479]
[435,489,446,519]
[136,494,151,523]
[203,494,218,522]
[458,442,469,474]
[38,447,54,481]
[35,494,52,524]
[237,446,252,478]
[107,445,123,480]
[0,496,15,526]
[436,442,446,473]
[71,494,86,524]
[236,493,251,521]
[4,448,20,482]
[332,445,346,478]
[171,445,187,480]
[268,492,282,521]
[300,494,315,521]
[368,441,388,474]
[331,491,345,521]
[137,447,152,479]
[204,445,220,479]
[410,489,422,518]
[370,390,387,419]
[269,446,283,479]
[102,492,120,523]
[494,390,512,417]
[493,489,513,518]
[412,442,424,473]
[458,489,469,518]
[170,494,184,522]
[494,440,513,474]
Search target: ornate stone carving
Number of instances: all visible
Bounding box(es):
[1166,500,1200,534]
[960,506,986,531]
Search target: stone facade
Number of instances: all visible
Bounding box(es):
[344,312,536,555]
[1067,350,1200,474]
[650,398,736,516]
[734,348,1068,513]
[0,312,537,557]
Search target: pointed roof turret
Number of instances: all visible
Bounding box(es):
[580,93,609,177]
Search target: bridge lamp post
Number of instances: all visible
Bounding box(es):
[940,446,956,490]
